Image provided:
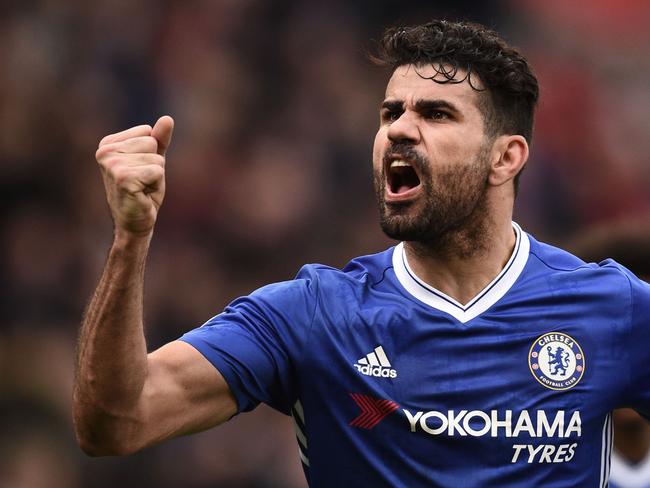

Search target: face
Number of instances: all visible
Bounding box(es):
[372,64,494,243]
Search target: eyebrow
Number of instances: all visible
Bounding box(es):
[380,98,461,115]
[380,100,404,111]
[414,99,460,114]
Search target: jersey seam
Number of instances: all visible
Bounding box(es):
[618,265,635,407]
[294,276,321,406]
[529,248,591,273]
[370,264,392,288]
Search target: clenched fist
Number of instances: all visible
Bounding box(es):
[95,116,174,237]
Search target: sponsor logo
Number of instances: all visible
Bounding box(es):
[349,393,400,429]
[349,394,584,464]
[402,409,582,438]
[403,408,582,464]
[529,332,585,390]
[354,345,398,378]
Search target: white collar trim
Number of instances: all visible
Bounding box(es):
[392,222,530,323]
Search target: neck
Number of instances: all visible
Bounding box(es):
[404,217,516,305]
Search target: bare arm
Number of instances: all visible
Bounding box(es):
[73,118,237,456]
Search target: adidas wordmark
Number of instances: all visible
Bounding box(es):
[354,346,398,378]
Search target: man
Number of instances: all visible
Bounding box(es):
[73,21,650,487]
[569,226,650,488]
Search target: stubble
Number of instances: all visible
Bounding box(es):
[375,141,493,259]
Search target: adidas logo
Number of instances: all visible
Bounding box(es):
[354,345,398,378]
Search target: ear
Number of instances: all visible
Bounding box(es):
[488,135,529,188]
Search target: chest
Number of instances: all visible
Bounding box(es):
[311,302,623,404]
[299,300,627,461]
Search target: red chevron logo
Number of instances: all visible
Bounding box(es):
[349,393,400,429]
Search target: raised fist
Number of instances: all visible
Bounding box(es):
[95,116,174,237]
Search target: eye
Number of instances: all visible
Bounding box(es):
[425,110,450,121]
[381,109,402,123]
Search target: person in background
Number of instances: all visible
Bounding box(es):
[569,223,650,488]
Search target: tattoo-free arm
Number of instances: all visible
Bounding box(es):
[73,233,237,456]
[74,117,236,456]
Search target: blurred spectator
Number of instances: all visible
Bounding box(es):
[568,220,650,488]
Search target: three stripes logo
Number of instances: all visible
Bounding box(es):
[354,345,398,378]
[349,393,400,429]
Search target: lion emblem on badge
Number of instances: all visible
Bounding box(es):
[529,332,585,390]
[547,346,570,375]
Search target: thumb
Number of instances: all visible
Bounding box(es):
[152,115,174,156]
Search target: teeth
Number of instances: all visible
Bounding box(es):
[390,160,411,168]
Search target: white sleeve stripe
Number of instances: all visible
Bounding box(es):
[298,446,310,466]
[292,415,308,449]
[600,413,612,488]
[293,399,305,423]
[605,413,614,486]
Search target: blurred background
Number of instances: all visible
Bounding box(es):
[1,0,649,486]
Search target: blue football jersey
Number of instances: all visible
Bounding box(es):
[180,223,650,487]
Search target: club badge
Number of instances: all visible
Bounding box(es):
[529,332,585,390]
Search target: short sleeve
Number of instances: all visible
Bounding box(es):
[623,270,650,418]
[179,269,319,415]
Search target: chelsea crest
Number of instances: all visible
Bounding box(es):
[529,332,585,390]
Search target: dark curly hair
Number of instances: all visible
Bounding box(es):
[374,20,539,190]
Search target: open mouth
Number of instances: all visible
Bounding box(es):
[387,159,421,196]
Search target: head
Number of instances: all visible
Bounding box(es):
[371,20,538,246]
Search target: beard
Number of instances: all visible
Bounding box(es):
[374,141,492,256]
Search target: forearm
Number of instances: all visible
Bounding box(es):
[73,231,152,455]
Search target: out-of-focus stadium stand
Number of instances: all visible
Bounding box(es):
[1,0,649,486]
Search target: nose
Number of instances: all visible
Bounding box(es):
[387,110,420,145]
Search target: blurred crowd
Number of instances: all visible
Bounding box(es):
[1,0,649,486]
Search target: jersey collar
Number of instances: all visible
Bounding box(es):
[392,222,530,323]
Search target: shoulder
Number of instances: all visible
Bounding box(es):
[528,235,590,272]
[529,233,632,278]
[242,247,395,309]
[295,247,395,290]
[526,233,648,301]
